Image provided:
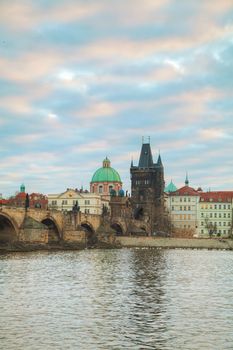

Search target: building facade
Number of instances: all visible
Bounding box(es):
[90,157,122,200]
[130,141,165,234]
[166,177,200,237]
[47,188,103,215]
[7,184,48,209]
[198,191,233,237]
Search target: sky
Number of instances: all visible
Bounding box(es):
[0,0,233,197]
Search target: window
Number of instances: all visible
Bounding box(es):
[201,229,204,234]
[223,205,226,209]
[188,206,191,210]
[180,206,182,211]
[99,186,103,193]
[214,213,217,218]
[85,209,90,214]
[219,222,221,226]
[184,206,186,211]
[184,198,186,202]
[180,198,182,202]
[62,200,67,205]
[210,213,212,218]
[172,206,174,211]
[201,222,204,226]
[228,205,231,209]
[214,204,217,209]
[85,200,90,205]
[228,213,231,218]
[52,200,57,205]
[188,198,191,202]
[224,213,226,218]
[228,222,231,226]
[219,205,221,209]
[172,198,174,202]
[223,222,226,226]
[201,213,204,217]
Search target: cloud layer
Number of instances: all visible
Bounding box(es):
[0,0,233,196]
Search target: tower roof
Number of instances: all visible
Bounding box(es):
[165,180,177,193]
[138,143,154,168]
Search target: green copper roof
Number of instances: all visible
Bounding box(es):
[165,180,177,193]
[91,158,122,183]
[20,183,25,193]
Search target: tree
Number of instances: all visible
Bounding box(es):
[204,216,215,237]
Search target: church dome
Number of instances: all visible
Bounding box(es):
[91,157,122,183]
[165,180,177,193]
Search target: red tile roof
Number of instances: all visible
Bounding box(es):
[200,191,233,203]
[171,185,200,196]
[0,199,9,205]
[15,192,27,199]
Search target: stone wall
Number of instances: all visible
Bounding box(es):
[63,230,86,243]
[116,236,233,250]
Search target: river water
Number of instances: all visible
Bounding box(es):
[0,248,233,350]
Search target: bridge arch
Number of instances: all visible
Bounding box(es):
[140,226,149,236]
[81,221,96,246]
[111,222,124,236]
[41,217,61,243]
[0,212,19,244]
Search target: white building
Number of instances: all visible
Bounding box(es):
[198,192,233,237]
[47,188,104,215]
[165,177,200,237]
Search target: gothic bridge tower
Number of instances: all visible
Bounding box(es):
[130,139,165,234]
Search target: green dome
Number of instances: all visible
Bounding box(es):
[165,180,177,193]
[91,158,122,183]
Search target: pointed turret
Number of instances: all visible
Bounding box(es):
[157,153,162,166]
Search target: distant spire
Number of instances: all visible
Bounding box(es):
[185,172,189,186]
[131,156,134,167]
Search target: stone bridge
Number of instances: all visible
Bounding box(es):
[0,207,102,246]
[110,216,151,236]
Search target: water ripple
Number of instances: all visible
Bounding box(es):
[0,249,233,349]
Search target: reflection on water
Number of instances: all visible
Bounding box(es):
[0,249,233,350]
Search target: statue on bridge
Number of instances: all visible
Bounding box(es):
[72,201,80,213]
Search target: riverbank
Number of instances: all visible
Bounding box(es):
[116,236,233,250]
[1,237,233,252]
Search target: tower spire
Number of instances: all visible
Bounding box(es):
[185,172,189,186]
